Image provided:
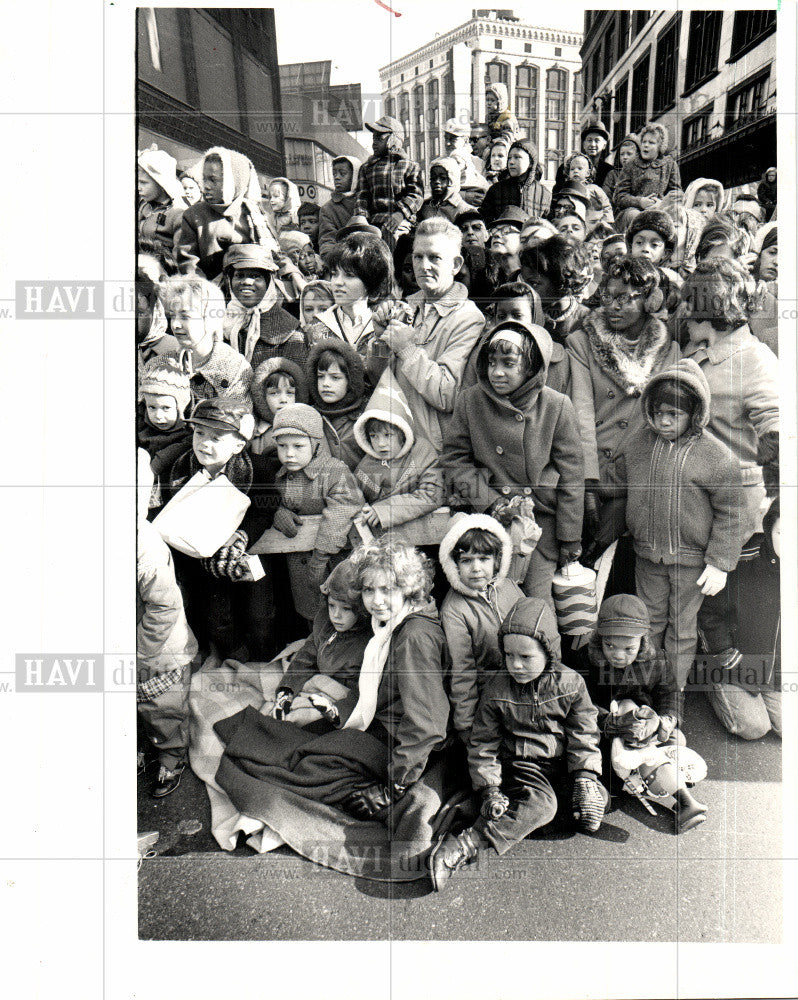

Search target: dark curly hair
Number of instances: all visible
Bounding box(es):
[680,257,758,331]
[695,215,750,262]
[600,256,661,296]
[520,235,593,296]
[327,232,394,303]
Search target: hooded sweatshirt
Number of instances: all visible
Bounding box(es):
[176,147,278,278]
[352,369,443,528]
[443,321,585,559]
[618,359,747,572]
[308,338,368,470]
[318,156,363,260]
[468,597,602,787]
[439,514,525,735]
[418,156,470,223]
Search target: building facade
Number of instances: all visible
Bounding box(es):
[137,8,285,184]
[379,9,583,183]
[580,10,776,191]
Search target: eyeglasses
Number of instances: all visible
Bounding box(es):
[491,225,520,237]
[599,290,644,307]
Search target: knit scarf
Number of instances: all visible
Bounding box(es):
[343,603,412,732]
[223,283,282,362]
[584,311,672,396]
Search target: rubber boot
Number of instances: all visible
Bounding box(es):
[675,786,707,833]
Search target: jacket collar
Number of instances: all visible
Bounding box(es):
[408,282,468,317]
[683,325,753,365]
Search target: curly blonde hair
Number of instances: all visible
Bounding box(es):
[350,540,434,605]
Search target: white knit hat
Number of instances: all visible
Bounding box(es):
[353,368,414,459]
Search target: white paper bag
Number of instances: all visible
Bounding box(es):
[152,471,250,558]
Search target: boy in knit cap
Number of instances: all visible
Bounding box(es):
[430,597,607,890]
[355,116,424,247]
[270,402,365,623]
[137,356,193,509]
[616,360,748,688]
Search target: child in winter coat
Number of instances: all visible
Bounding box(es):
[749,223,779,356]
[319,156,362,261]
[355,116,424,245]
[485,82,520,145]
[439,514,525,739]
[137,146,185,254]
[430,597,607,890]
[613,122,681,230]
[307,338,368,471]
[271,558,372,729]
[684,177,725,223]
[137,356,193,510]
[418,157,470,224]
[137,451,197,798]
[443,320,584,606]
[560,152,614,228]
[352,370,443,530]
[617,360,748,688]
[270,403,365,622]
[601,134,641,206]
[267,177,301,234]
[583,594,707,832]
[176,147,277,279]
[297,201,320,250]
[249,356,308,457]
[680,258,779,535]
[221,244,308,370]
[481,138,551,226]
[625,209,683,306]
[160,275,253,406]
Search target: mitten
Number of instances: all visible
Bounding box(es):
[271,687,294,721]
[558,542,582,569]
[342,781,392,820]
[757,430,779,495]
[272,507,303,538]
[480,786,510,821]
[307,691,340,726]
[307,552,329,591]
[572,775,606,833]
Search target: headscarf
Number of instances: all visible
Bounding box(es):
[200,146,275,249]
[428,156,461,202]
[269,177,301,220]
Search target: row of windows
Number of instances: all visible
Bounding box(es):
[680,67,774,153]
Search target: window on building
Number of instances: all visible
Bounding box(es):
[442,69,455,120]
[415,66,419,75]
[485,60,509,88]
[494,39,502,49]
[618,10,630,53]
[546,67,567,120]
[516,65,539,145]
[524,43,531,53]
[613,76,628,148]
[555,47,562,56]
[726,68,771,132]
[429,59,434,68]
[633,11,649,36]
[385,96,395,119]
[571,70,582,123]
[653,13,680,115]
[730,11,777,61]
[603,25,615,80]
[681,103,713,150]
[630,49,650,131]
[400,73,404,82]
[684,11,723,93]
[426,77,439,130]
[399,91,410,149]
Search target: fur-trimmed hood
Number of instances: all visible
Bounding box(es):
[641,357,711,437]
[353,367,415,459]
[499,597,560,671]
[250,356,309,421]
[307,337,367,416]
[581,310,673,397]
[439,513,514,598]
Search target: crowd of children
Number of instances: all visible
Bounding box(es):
[136,103,781,888]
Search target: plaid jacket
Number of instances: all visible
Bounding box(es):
[355,153,424,223]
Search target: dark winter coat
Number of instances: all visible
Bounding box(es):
[583,633,681,725]
[176,199,276,280]
[480,170,552,227]
[468,598,603,788]
[227,298,308,372]
[136,404,192,479]
[613,155,681,212]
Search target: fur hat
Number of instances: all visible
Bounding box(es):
[250,357,309,421]
[271,402,324,441]
[596,594,649,638]
[626,210,677,256]
[139,356,191,416]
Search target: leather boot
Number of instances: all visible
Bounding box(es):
[429,827,484,891]
[675,786,707,833]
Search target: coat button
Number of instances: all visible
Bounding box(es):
[496,446,504,454]
[607,389,615,398]
[515,413,524,422]
[501,487,510,495]
[619,419,628,429]
[603,448,612,458]
[523,487,532,496]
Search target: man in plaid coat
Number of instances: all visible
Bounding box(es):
[355,116,424,248]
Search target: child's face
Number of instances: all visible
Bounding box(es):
[521,268,555,304]
[586,240,602,266]
[166,292,212,354]
[507,148,531,177]
[652,402,690,442]
[456,549,497,591]
[601,279,646,332]
[303,289,333,321]
[601,635,642,670]
[487,346,528,396]
[276,432,315,472]
[360,569,406,623]
[771,517,781,558]
[299,247,319,275]
[412,233,463,300]
[758,244,778,282]
[181,176,202,205]
[299,215,319,239]
[495,296,533,326]
[144,393,179,431]
[230,267,269,308]
[269,183,287,212]
[265,377,295,417]
[692,188,718,220]
[556,215,587,241]
[317,360,348,404]
[327,596,359,633]
[368,423,404,461]
[503,633,547,684]
[617,142,637,167]
[485,91,499,115]
[137,168,163,204]
[489,224,521,258]
[332,161,354,193]
[460,218,488,250]
[639,133,660,160]
[202,159,224,203]
[192,426,245,473]
[630,230,666,264]
[331,267,368,307]
[601,243,626,272]
[568,156,591,183]
[489,145,507,172]
[430,166,449,199]
[372,132,390,157]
